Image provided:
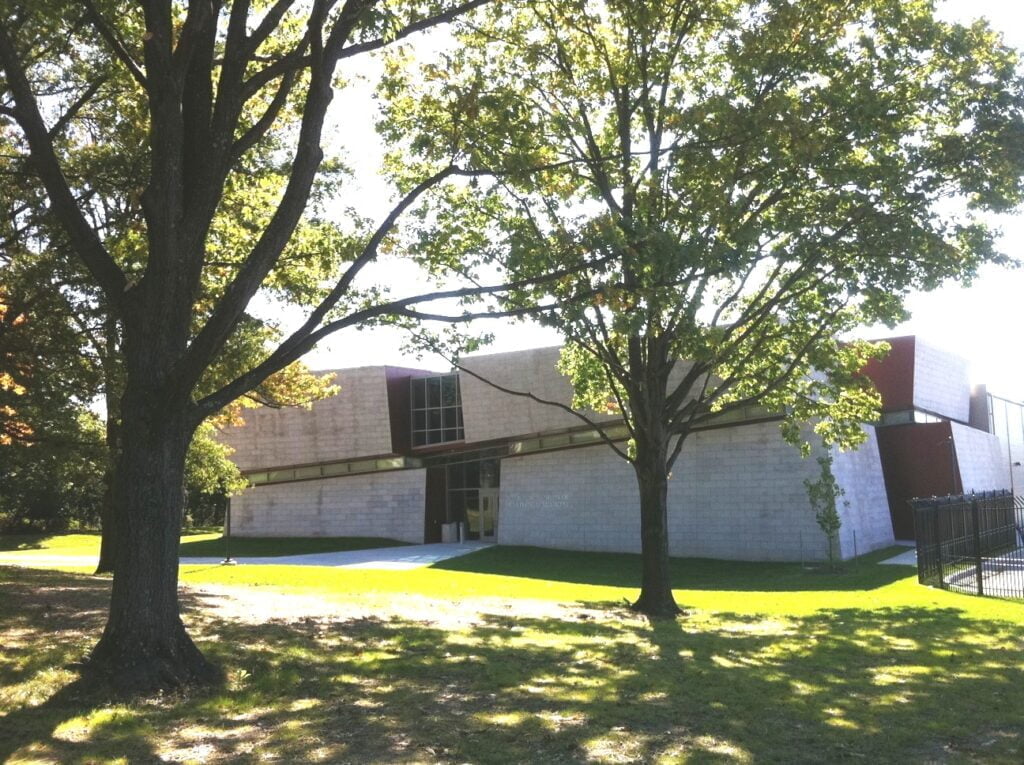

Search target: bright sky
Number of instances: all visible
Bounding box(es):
[303,0,1024,401]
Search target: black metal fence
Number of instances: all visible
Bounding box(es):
[912,491,1024,600]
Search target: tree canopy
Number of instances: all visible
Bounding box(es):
[382,0,1024,613]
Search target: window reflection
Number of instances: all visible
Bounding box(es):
[410,374,465,447]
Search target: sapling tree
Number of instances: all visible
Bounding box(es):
[382,0,1024,615]
[803,452,847,570]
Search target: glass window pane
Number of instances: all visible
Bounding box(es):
[447,463,463,489]
[412,378,425,409]
[481,460,498,488]
[427,377,441,407]
[442,376,457,406]
[465,460,480,488]
[464,490,480,538]
[413,411,426,430]
[443,408,458,428]
[428,410,442,430]
[444,428,459,442]
[412,431,426,447]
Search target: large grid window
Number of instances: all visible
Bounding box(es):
[411,374,464,447]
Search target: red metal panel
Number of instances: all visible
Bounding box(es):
[862,335,916,412]
[875,421,959,539]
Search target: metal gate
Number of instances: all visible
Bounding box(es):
[912,491,1024,599]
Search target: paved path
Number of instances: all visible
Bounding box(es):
[879,546,917,566]
[0,554,101,567]
[182,542,493,569]
[0,542,493,571]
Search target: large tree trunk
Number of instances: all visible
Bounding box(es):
[85,392,221,694]
[631,446,682,617]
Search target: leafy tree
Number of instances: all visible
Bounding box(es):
[0,248,107,530]
[803,452,846,571]
[382,0,1024,614]
[0,118,334,567]
[0,412,107,532]
[0,0,502,692]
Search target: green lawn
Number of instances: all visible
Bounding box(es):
[1,546,1023,763]
[0,531,409,561]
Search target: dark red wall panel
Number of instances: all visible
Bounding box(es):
[862,335,916,412]
[875,421,960,539]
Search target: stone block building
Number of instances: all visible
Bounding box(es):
[217,337,1020,560]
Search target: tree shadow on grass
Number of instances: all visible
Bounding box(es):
[433,545,913,592]
[0,533,68,552]
[177,535,411,558]
[3,565,1023,763]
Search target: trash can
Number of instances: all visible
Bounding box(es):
[441,522,459,543]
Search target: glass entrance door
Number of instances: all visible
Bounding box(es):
[479,489,499,542]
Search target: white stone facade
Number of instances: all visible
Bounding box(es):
[498,422,894,562]
[913,337,971,422]
[220,366,420,471]
[951,421,1012,493]
[231,469,426,542]
[460,346,617,442]
[830,427,895,557]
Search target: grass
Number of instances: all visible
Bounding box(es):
[1,546,1023,763]
[0,531,409,561]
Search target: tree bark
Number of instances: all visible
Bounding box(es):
[631,445,682,618]
[84,392,221,693]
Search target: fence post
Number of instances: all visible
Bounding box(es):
[932,500,944,589]
[971,495,984,596]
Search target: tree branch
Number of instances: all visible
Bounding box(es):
[336,0,492,60]
[80,0,147,87]
[0,24,127,303]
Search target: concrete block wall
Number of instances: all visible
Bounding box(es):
[230,469,426,543]
[500,421,892,562]
[668,423,827,561]
[499,445,641,553]
[460,346,617,443]
[830,427,895,557]
[951,421,1011,493]
[219,366,400,471]
[913,338,970,422]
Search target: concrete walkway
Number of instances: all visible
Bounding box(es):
[0,554,102,568]
[880,545,917,566]
[0,542,493,570]
[181,541,493,569]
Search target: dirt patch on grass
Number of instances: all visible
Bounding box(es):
[186,580,635,630]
